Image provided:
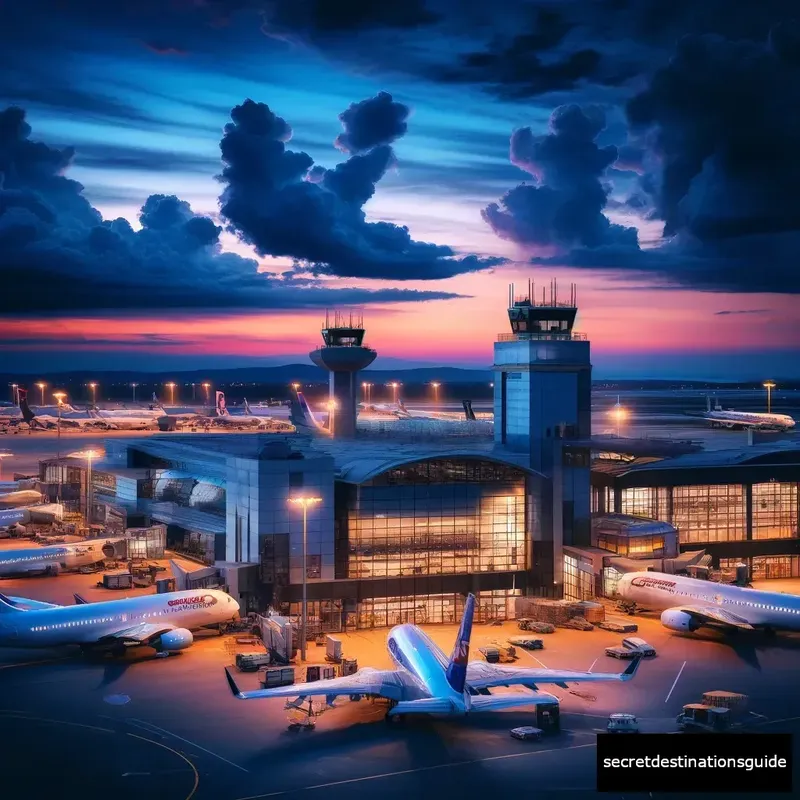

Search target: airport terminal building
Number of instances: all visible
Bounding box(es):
[37,285,800,626]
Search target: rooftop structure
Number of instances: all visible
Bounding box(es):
[309,311,377,438]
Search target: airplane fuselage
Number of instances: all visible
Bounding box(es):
[700,410,795,431]
[618,571,800,631]
[0,589,238,648]
[387,624,466,708]
[0,540,123,577]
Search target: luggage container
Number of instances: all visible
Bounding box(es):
[325,636,342,663]
[100,571,132,590]
[156,577,177,594]
[340,658,358,676]
[236,653,271,672]
[536,702,560,733]
[262,667,295,688]
[305,665,336,682]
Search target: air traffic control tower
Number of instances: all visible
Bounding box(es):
[310,312,377,438]
[494,280,592,580]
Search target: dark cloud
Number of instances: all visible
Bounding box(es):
[218,96,504,280]
[72,143,218,174]
[482,104,638,250]
[334,92,409,155]
[0,106,464,315]
[141,41,188,57]
[715,309,770,316]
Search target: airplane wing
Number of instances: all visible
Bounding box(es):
[96,622,179,645]
[225,666,405,702]
[671,605,755,630]
[466,655,642,691]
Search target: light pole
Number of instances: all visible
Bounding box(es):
[36,382,46,406]
[610,396,627,438]
[131,383,138,403]
[88,382,97,405]
[166,382,176,405]
[763,381,776,414]
[288,495,322,662]
[431,381,440,406]
[53,392,66,460]
[291,383,300,393]
[11,384,18,406]
[203,382,211,403]
[390,382,399,404]
[327,400,337,436]
[0,451,12,481]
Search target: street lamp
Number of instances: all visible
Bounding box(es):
[609,396,627,438]
[53,392,66,459]
[361,381,373,405]
[202,382,211,403]
[326,400,337,436]
[763,381,776,414]
[69,449,100,525]
[131,383,139,403]
[431,381,440,406]
[88,382,97,405]
[291,383,300,392]
[36,382,46,406]
[390,382,399,404]
[0,451,12,481]
[11,384,18,406]
[166,382,176,405]
[288,495,322,662]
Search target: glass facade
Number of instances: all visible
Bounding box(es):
[602,566,625,598]
[721,555,800,580]
[620,487,669,519]
[672,485,746,543]
[752,482,799,540]
[563,554,594,601]
[339,459,528,580]
[595,533,666,557]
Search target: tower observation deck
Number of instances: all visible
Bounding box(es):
[309,311,377,438]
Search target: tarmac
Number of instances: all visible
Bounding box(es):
[2,571,800,799]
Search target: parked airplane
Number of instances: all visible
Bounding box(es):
[17,390,111,431]
[88,409,159,430]
[0,584,240,653]
[691,396,795,431]
[225,593,641,719]
[0,538,125,577]
[617,571,800,634]
[289,391,331,435]
[0,489,43,509]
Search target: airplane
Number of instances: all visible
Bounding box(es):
[690,396,795,431]
[289,390,331,435]
[87,409,159,430]
[224,593,642,720]
[616,571,800,635]
[0,538,126,577]
[0,489,43,509]
[17,390,112,431]
[0,583,240,655]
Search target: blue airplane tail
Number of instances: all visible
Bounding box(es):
[445,593,475,694]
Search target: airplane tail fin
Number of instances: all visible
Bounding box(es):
[706,395,711,412]
[215,391,229,417]
[244,399,252,416]
[74,593,88,605]
[18,389,35,424]
[0,593,24,613]
[445,593,475,694]
[290,391,326,435]
[462,400,477,421]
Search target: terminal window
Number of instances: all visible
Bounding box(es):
[342,458,528,580]
[672,484,746,544]
[751,482,799,540]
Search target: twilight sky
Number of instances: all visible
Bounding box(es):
[1,1,799,379]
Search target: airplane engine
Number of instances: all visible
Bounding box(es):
[155,628,194,652]
[660,609,701,632]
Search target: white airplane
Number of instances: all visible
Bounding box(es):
[0,489,43,509]
[17,390,112,431]
[617,571,800,634]
[224,593,641,719]
[87,409,159,430]
[241,399,277,427]
[0,538,125,577]
[693,396,795,431]
[0,584,239,654]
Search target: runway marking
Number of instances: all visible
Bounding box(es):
[0,711,113,734]
[530,655,548,669]
[588,659,597,673]
[127,732,199,800]
[664,661,686,704]
[754,716,800,727]
[235,742,597,799]
[128,718,249,773]
[0,658,70,670]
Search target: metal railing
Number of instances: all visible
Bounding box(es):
[497,331,588,342]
